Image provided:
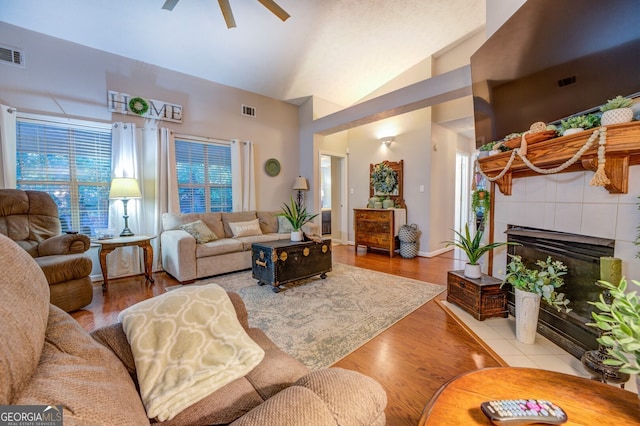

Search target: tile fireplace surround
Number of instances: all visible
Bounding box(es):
[490,164,640,282]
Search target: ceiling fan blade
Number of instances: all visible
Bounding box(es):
[161,0,180,11]
[257,0,290,22]
[218,0,237,28]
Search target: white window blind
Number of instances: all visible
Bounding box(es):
[175,137,232,213]
[16,116,112,235]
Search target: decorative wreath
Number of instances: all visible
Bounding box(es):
[129,97,149,116]
[371,162,398,194]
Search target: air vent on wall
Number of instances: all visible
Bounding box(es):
[242,104,256,117]
[557,75,576,88]
[0,45,24,67]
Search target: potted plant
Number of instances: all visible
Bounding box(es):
[559,113,601,136]
[600,95,634,125]
[471,189,491,224]
[477,141,495,158]
[278,196,319,242]
[501,255,571,344]
[587,278,640,377]
[443,224,517,279]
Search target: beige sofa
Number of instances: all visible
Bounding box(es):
[0,233,387,425]
[0,189,93,312]
[161,211,316,283]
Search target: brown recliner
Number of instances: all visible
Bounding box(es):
[0,189,93,312]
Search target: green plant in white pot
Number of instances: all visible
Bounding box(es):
[278,196,319,242]
[600,95,635,126]
[502,255,571,344]
[588,278,640,375]
[559,113,601,136]
[443,224,517,279]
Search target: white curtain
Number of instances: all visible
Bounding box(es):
[0,105,17,189]
[108,122,143,277]
[153,127,180,270]
[231,140,256,211]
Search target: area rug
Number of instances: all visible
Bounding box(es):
[195,263,445,370]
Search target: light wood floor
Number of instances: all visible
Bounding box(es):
[72,245,502,426]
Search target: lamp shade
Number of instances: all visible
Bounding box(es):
[292,176,308,191]
[109,177,142,199]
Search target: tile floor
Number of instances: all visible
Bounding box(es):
[441,301,638,394]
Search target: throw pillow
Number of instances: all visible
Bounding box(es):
[277,216,294,233]
[181,220,218,244]
[229,219,263,237]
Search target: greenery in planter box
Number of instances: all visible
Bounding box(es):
[559,113,601,134]
[600,95,633,112]
[588,278,640,375]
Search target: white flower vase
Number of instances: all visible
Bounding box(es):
[291,230,303,242]
[601,108,634,125]
[464,263,482,279]
[515,288,541,344]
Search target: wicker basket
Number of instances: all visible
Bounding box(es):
[400,241,418,258]
[398,223,418,243]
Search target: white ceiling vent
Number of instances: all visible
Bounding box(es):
[0,45,24,67]
[241,104,256,118]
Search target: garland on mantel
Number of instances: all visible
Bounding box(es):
[476,126,610,187]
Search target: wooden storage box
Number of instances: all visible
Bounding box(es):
[251,239,332,292]
[446,270,508,321]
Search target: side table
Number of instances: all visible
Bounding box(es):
[93,235,156,291]
[447,270,507,321]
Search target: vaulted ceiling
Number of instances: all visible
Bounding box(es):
[1,0,485,108]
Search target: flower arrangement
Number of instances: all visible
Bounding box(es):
[501,255,571,312]
[588,278,640,374]
[371,162,398,194]
[600,95,633,112]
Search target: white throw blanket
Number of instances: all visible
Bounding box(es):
[118,284,265,421]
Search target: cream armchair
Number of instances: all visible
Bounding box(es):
[0,189,93,311]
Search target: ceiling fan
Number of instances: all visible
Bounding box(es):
[161,0,290,29]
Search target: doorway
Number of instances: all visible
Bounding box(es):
[319,152,347,243]
[454,151,471,235]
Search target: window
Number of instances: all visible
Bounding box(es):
[16,116,112,235]
[175,137,232,213]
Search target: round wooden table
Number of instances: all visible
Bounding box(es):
[419,367,638,425]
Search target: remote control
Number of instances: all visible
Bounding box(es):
[480,399,568,425]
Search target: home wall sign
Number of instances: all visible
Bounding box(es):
[107,90,183,123]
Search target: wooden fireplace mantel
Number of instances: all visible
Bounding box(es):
[478,121,640,195]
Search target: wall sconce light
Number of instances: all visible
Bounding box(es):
[380,136,394,147]
[109,177,142,237]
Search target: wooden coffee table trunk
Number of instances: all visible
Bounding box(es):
[447,270,508,321]
[251,239,332,292]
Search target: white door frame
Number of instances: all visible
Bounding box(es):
[318,150,348,244]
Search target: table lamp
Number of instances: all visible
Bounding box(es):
[109,177,142,237]
[292,176,308,206]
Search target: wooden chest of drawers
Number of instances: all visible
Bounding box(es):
[446,270,508,321]
[354,208,398,257]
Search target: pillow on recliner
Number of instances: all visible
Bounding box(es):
[181,220,218,244]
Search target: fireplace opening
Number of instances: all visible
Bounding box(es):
[505,225,615,359]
